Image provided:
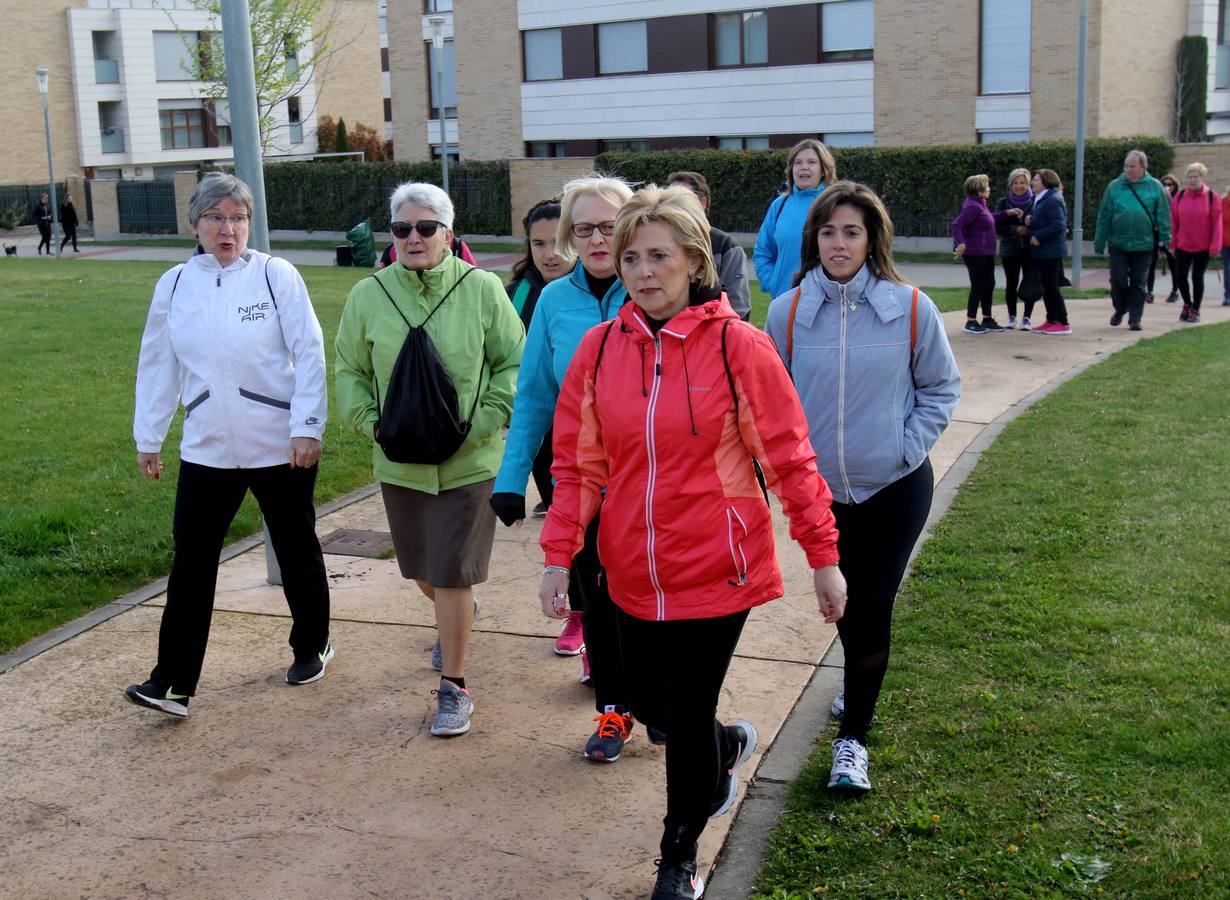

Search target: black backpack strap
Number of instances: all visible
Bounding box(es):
[368,265,476,328]
[168,266,185,303]
[592,320,618,386]
[264,259,278,310]
[721,319,770,502]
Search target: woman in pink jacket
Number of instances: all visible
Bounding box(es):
[1170,162,1222,324]
[539,185,846,900]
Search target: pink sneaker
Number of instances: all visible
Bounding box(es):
[1037,321,1071,334]
[579,648,592,685]
[554,610,584,656]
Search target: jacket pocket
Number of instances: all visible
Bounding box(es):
[238,387,291,410]
[726,507,749,587]
[184,390,210,418]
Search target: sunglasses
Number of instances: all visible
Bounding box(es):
[391,220,445,239]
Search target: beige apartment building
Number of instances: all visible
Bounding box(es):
[387,0,1230,162]
[0,0,382,186]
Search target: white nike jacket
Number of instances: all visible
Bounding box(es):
[133,249,327,469]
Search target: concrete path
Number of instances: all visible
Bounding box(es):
[1,268,1225,897]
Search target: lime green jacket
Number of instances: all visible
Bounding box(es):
[334,252,524,493]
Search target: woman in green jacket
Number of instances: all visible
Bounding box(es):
[335,182,524,738]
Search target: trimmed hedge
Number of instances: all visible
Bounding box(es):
[262,159,511,235]
[1176,36,1208,143]
[595,136,1174,238]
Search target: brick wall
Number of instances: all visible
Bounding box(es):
[456,0,522,160]
[874,0,978,146]
[1171,143,1230,193]
[388,0,428,162]
[90,179,119,237]
[173,170,198,236]
[1095,0,1186,139]
[509,158,597,235]
[312,0,385,144]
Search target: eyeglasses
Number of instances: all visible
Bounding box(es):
[570,222,615,239]
[391,220,445,239]
[200,213,250,228]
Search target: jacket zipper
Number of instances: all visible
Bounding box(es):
[214,267,242,466]
[644,335,667,619]
[836,283,854,500]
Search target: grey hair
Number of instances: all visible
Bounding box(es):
[188,173,254,227]
[389,182,454,228]
[1126,149,1149,169]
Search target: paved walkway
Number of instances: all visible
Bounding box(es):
[0,254,1225,897]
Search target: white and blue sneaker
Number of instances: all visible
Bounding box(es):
[830,678,845,719]
[828,736,871,791]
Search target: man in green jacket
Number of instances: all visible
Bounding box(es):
[1094,149,1172,330]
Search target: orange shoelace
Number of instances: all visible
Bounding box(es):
[592,710,631,739]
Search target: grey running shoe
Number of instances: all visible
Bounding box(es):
[430,681,474,736]
[125,680,189,717]
[431,595,481,672]
[710,720,758,818]
[830,677,845,718]
[286,641,334,684]
[651,858,704,899]
[828,736,871,791]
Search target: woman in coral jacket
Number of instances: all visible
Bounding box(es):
[1169,161,1222,324]
[539,186,847,900]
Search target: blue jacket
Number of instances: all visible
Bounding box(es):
[1029,189,1068,259]
[764,264,961,504]
[753,185,823,299]
[493,263,627,496]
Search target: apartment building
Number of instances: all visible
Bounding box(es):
[386,0,1230,162]
[1,0,381,185]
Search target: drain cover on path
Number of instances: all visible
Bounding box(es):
[319,528,395,558]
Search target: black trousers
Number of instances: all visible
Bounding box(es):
[571,511,629,713]
[150,460,330,695]
[963,254,996,319]
[617,606,749,862]
[59,226,78,252]
[531,428,554,510]
[834,459,933,744]
[1108,247,1151,327]
[1035,257,1069,326]
[36,224,51,254]
[1001,254,1026,318]
[1147,243,1175,295]
[1173,248,1210,310]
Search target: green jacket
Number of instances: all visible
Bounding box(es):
[1094,173,1172,254]
[334,252,524,493]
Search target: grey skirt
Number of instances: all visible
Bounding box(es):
[380,479,497,588]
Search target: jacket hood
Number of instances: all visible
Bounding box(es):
[616,292,738,342]
[190,247,262,272]
[804,263,907,325]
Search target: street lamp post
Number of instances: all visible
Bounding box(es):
[428,16,449,195]
[35,67,61,259]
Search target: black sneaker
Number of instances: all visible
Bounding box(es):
[647,724,668,746]
[980,317,1006,332]
[125,680,189,717]
[651,859,705,900]
[531,501,548,518]
[710,720,758,818]
[286,641,335,684]
[963,320,988,334]
[1110,310,1124,327]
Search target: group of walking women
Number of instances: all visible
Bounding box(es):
[125,142,962,898]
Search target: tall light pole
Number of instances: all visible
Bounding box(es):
[1071,0,1088,290]
[220,0,270,254]
[35,67,61,259]
[428,15,449,195]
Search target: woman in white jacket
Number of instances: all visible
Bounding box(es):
[125,173,332,717]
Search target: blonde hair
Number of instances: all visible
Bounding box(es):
[557,174,635,258]
[964,174,990,197]
[1185,161,1208,178]
[612,185,718,290]
[786,139,837,187]
[1007,167,1031,189]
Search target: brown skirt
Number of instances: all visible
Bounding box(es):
[380,479,497,588]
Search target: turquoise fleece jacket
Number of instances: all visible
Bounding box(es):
[493,263,627,496]
[753,184,822,299]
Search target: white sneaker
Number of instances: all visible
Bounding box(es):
[1005,315,1017,329]
[828,736,870,791]
[829,678,845,719]
[1019,317,1032,332]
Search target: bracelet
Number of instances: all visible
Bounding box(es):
[543,565,570,576]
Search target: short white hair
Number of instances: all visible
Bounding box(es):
[1126,149,1149,170]
[389,182,454,228]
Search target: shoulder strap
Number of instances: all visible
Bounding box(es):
[592,320,618,385]
[721,319,770,503]
[770,193,788,232]
[168,266,185,302]
[510,278,532,316]
[1125,181,1158,230]
[910,286,919,356]
[785,286,802,372]
[368,265,475,328]
[264,260,278,310]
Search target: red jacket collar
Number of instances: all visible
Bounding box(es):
[617,293,737,341]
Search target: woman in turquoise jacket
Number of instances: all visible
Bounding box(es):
[489,174,651,763]
[754,139,835,299]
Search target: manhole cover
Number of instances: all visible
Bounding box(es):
[319,528,395,558]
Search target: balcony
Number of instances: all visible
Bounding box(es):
[95,58,120,84]
[101,127,125,154]
[289,122,303,144]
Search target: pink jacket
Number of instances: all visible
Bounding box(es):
[1170,186,1222,254]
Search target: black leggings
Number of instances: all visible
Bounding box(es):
[1034,257,1069,326]
[834,459,934,744]
[963,254,996,319]
[1173,249,1209,309]
[571,511,630,713]
[151,461,331,695]
[1147,244,1175,295]
[617,606,749,863]
[1001,254,1025,318]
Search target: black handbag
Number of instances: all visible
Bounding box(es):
[1017,254,1043,302]
[369,267,483,465]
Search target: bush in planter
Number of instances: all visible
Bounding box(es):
[0,201,24,231]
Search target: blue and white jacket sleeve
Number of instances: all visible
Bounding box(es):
[753,198,783,294]
[493,301,560,496]
[903,291,961,466]
[270,258,328,441]
[133,267,184,454]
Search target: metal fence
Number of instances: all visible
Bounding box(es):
[117,181,178,234]
[0,183,67,227]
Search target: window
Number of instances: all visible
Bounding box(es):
[428,39,457,117]
[978,130,1029,144]
[716,136,770,150]
[213,99,232,147]
[153,31,196,81]
[600,139,650,153]
[598,20,647,75]
[524,28,563,81]
[1218,0,1230,89]
[283,31,300,76]
[93,31,120,83]
[425,0,453,11]
[526,141,566,158]
[980,0,1031,94]
[820,0,874,62]
[287,97,303,144]
[158,100,206,149]
[823,131,874,147]
[713,10,768,67]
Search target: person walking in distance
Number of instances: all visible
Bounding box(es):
[1168,162,1221,325]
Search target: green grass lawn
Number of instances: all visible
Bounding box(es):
[754,322,1230,898]
[0,259,379,653]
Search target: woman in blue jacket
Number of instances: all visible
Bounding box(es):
[754,139,835,299]
[1027,169,1071,335]
[489,174,653,763]
[765,181,961,793]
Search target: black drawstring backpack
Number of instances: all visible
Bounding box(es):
[368,267,482,465]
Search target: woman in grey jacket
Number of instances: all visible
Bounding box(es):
[765,181,961,792]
